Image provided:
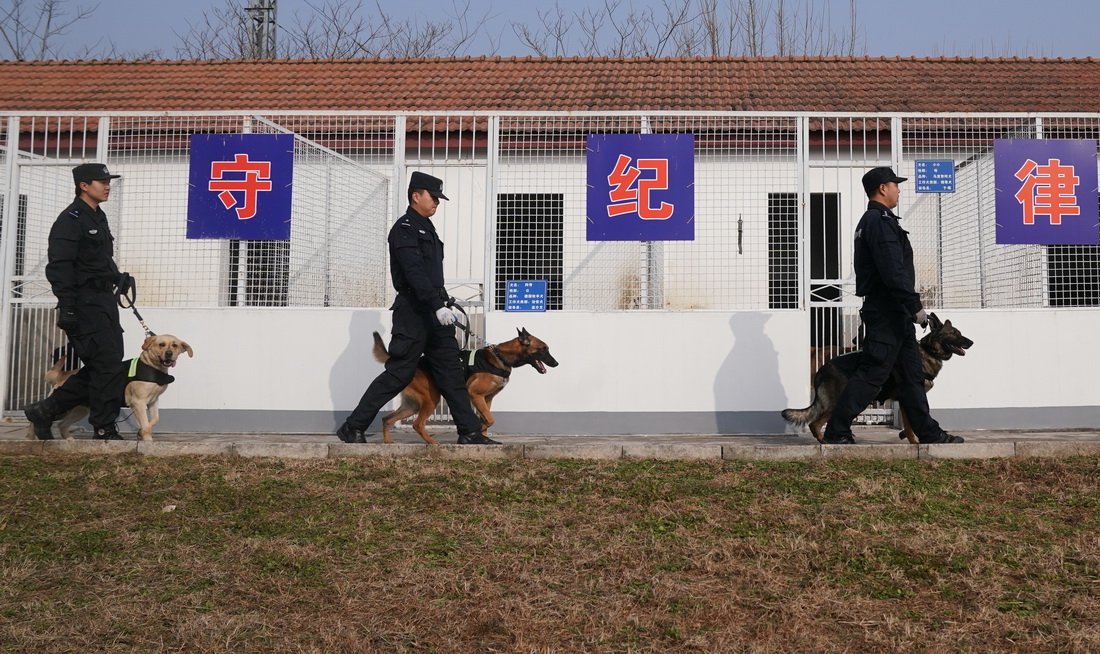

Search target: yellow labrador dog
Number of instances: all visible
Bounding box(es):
[33,334,193,441]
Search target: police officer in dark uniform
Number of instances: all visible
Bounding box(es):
[821,166,964,445]
[336,171,498,445]
[24,163,129,440]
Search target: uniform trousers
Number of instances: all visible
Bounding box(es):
[823,305,943,441]
[346,295,482,435]
[49,291,126,428]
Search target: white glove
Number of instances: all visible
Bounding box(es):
[913,309,928,328]
[435,307,456,326]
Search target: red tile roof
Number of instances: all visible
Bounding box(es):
[1,57,1098,113]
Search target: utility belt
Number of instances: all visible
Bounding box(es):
[80,277,116,293]
[396,286,447,299]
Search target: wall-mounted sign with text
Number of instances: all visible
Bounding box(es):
[994,139,1099,245]
[187,133,294,240]
[586,133,695,241]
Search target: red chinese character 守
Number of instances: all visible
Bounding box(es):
[209,153,274,220]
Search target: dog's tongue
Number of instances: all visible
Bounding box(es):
[168,360,177,367]
[535,360,546,374]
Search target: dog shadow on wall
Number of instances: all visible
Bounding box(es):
[713,313,788,434]
[328,311,385,431]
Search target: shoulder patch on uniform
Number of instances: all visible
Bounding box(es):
[67,210,80,218]
[399,221,412,228]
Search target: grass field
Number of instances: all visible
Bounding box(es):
[1,453,1098,653]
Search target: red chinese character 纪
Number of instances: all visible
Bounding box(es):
[1013,157,1081,226]
[209,153,274,220]
[606,154,674,220]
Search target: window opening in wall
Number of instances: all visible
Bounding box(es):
[227,239,289,307]
[0,195,28,298]
[767,192,799,309]
[1047,245,1100,307]
[495,193,563,311]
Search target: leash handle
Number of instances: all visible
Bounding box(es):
[115,274,155,337]
[446,296,485,348]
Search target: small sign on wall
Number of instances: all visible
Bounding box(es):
[914,160,955,193]
[187,133,294,240]
[505,280,547,312]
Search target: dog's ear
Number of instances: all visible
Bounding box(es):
[517,327,530,344]
[179,341,194,358]
[142,335,157,351]
[927,312,942,330]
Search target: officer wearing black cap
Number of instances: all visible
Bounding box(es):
[821,166,963,445]
[23,163,129,440]
[336,171,498,445]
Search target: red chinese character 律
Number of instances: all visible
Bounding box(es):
[209,153,274,220]
[1013,158,1081,226]
[606,154,674,220]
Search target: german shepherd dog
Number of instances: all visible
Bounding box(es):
[373,328,559,444]
[782,313,973,443]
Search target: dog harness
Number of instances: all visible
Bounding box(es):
[460,347,510,380]
[126,357,175,385]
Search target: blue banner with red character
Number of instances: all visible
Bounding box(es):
[994,139,1099,245]
[586,134,695,241]
[187,134,294,240]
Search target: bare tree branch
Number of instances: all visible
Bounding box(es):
[0,0,98,60]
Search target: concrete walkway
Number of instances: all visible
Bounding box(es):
[3,420,1100,461]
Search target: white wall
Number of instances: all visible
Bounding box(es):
[923,309,1100,410]
[129,306,808,417]
[119,303,1100,432]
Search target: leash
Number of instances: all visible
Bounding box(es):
[446,296,487,348]
[115,273,156,337]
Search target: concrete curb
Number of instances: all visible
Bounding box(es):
[624,444,722,460]
[2,438,1099,462]
[723,444,820,461]
[919,442,1015,460]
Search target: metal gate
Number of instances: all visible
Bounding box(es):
[1,160,86,415]
[804,115,899,425]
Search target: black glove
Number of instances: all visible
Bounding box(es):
[57,306,79,333]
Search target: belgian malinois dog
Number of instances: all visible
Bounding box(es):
[782,313,973,443]
[373,328,559,444]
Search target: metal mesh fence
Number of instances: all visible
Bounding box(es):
[901,115,1100,309]
[3,110,1100,412]
[106,114,393,308]
[494,114,800,311]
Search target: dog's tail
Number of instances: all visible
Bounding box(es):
[781,367,830,427]
[44,355,68,388]
[372,331,389,364]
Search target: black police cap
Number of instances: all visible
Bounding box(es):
[73,163,121,184]
[862,166,907,195]
[408,171,449,201]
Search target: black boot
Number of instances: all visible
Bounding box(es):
[336,422,367,443]
[93,424,124,441]
[919,431,964,444]
[23,396,62,440]
[457,431,501,445]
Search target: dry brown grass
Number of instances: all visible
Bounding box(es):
[1,454,1099,653]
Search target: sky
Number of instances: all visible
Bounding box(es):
[20,0,1100,60]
